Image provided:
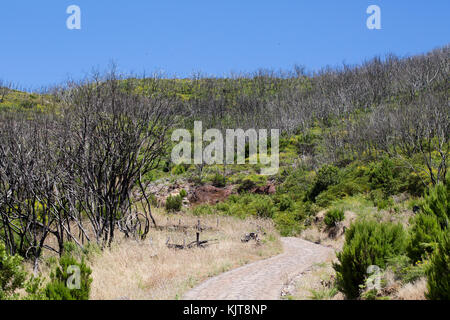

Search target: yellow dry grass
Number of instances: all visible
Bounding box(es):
[286,255,343,300]
[393,278,427,300]
[88,210,282,300]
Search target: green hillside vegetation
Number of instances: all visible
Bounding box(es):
[0,46,448,299]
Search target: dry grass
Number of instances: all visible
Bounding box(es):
[284,253,343,300]
[393,278,427,300]
[88,210,281,300]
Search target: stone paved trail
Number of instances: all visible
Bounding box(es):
[183,237,334,300]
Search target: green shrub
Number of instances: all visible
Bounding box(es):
[19,99,36,109]
[308,165,340,201]
[192,204,215,216]
[315,190,339,208]
[179,189,187,198]
[407,213,442,263]
[333,220,407,299]
[303,201,321,217]
[386,255,428,284]
[0,242,27,300]
[407,183,450,263]
[237,178,257,193]
[426,233,450,300]
[308,287,338,300]
[421,183,449,230]
[324,208,345,228]
[403,172,426,197]
[277,167,313,200]
[211,173,226,188]
[171,164,186,175]
[277,195,294,212]
[315,178,368,208]
[165,194,182,212]
[162,161,170,173]
[23,276,47,300]
[189,176,204,186]
[369,158,398,197]
[0,242,46,300]
[45,253,92,300]
[211,193,277,219]
[335,180,366,197]
[369,189,394,210]
[250,196,275,218]
[215,202,230,213]
[273,211,302,236]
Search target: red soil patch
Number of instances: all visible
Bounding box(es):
[188,185,236,205]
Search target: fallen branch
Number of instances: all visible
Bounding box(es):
[166,236,218,250]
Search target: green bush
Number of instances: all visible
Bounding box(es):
[333,220,407,299]
[0,242,47,300]
[237,178,257,193]
[277,167,313,201]
[165,194,182,212]
[302,201,321,217]
[189,176,204,186]
[215,202,230,213]
[407,213,442,263]
[250,196,275,218]
[207,193,277,219]
[0,242,27,300]
[308,165,340,201]
[315,190,339,208]
[386,255,428,284]
[276,195,294,212]
[369,158,398,198]
[369,189,394,210]
[421,183,449,230]
[426,233,450,300]
[171,164,186,175]
[192,204,215,216]
[324,208,345,228]
[273,211,302,236]
[45,253,92,300]
[407,183,450,263]
[18,99,36,109]
[315,177,368,208]
[211,173,226,188]
[403,172,426,197]
[179,189,187,198]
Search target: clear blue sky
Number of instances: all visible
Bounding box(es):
[1,0,449,89]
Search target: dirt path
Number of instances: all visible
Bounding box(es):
[183,237,334,300]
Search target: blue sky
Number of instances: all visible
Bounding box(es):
[1,0,449,89]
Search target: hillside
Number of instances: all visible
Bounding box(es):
[0,46,449,300]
